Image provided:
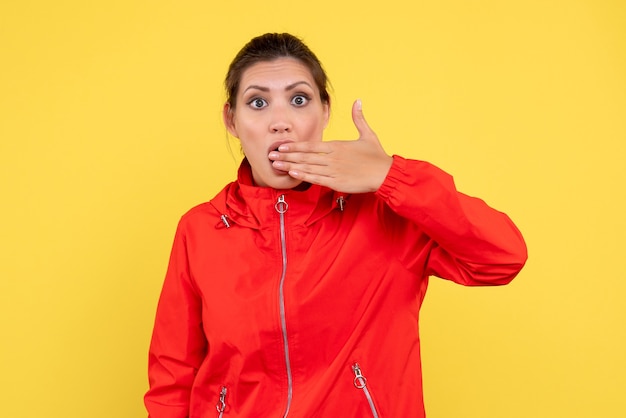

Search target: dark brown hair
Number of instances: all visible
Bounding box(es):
[225,33,330,109]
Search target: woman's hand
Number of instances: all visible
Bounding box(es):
[268,100,393,193]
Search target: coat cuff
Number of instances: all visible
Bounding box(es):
[375,154,417,206]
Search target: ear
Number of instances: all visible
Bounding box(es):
[322,100,330,129]
[223,103,239,138]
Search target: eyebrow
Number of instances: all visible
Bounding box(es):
[243,81,313,94]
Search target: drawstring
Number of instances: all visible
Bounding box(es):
[209,201,232,229]
[336,196,346,212]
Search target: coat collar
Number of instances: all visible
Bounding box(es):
[211,159,347,229]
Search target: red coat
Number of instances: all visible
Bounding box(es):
[145,156,527,417]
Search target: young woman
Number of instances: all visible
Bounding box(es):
[145,33,527,417]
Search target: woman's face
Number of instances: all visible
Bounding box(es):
[223,58,329,189]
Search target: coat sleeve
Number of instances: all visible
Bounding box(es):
[375,155,527,285]
[144,218,207,418]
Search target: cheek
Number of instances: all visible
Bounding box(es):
[303,116,326,137]
[235,118,263,141]
[237,127,265,159]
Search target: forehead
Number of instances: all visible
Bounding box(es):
[239,58,317,91]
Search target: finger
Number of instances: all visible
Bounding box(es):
[272,160,334,178]
[287,169,334,188]
[351,99,377,140]
[275,141,333,154]
[271,152,330,168]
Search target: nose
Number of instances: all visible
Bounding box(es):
[271,123,291,133]
[269,106,292,133]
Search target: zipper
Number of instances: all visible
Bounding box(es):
[216,386,227,418]
[275,194,293,417]
[352,363,380,418]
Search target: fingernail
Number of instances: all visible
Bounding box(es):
[278,144,289,151]
[268,151,279,159]
[356,99,362,110]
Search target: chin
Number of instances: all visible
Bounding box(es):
[252,165,303,189]
[266,176,303,190]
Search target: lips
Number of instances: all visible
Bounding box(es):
[268,139,293,154]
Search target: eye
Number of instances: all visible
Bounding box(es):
[247,97,268,109]
[291,94,310,107]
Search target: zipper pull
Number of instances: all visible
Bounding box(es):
[352,363,367,389]
[216,386,227,415]
[275,194,288,214]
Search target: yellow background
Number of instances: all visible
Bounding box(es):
[1,0,624,417]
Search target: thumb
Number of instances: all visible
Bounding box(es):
[352,99,377,140]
